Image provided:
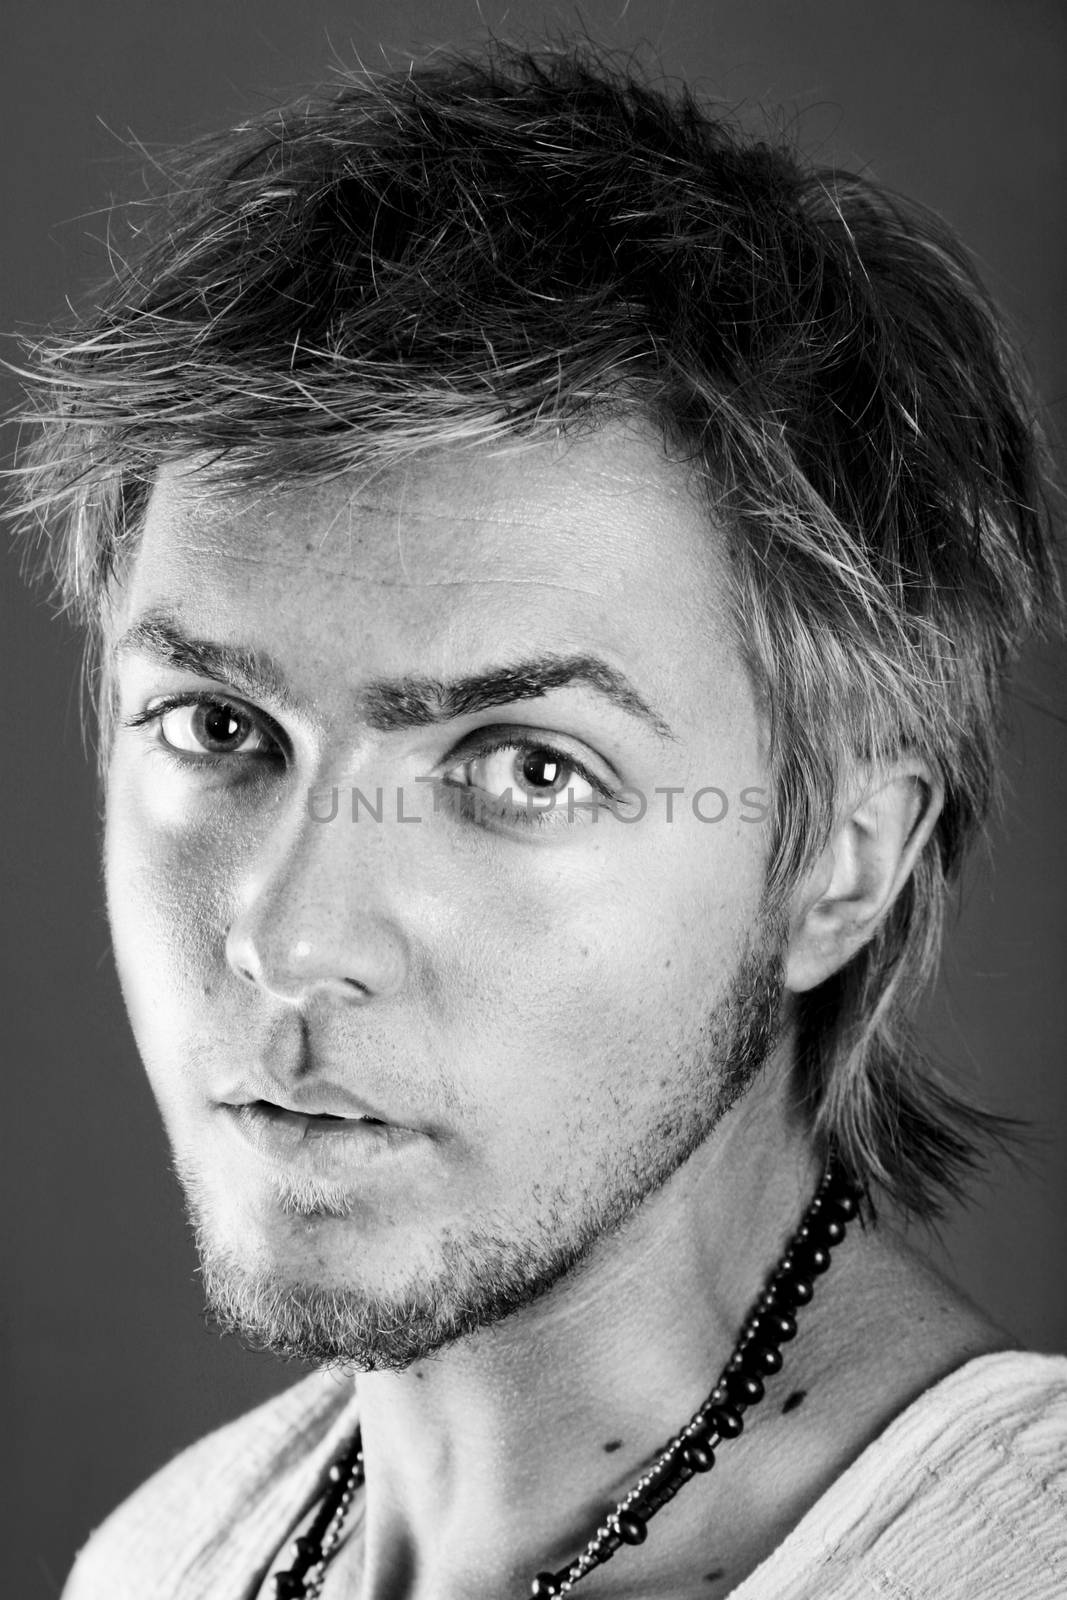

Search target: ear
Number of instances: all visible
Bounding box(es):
[784,763,943,995]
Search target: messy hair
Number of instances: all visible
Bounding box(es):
[8,42,1060,1216]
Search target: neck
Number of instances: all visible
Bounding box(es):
[347,1066,829,1598]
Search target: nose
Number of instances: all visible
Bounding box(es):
[225,789,410,1006]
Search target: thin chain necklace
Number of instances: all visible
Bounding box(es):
[268,1158,859,1599]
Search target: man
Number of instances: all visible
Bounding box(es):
[11,39,1065,1600]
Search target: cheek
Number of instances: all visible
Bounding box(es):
[104,767,234,1058]
[432,837,761,1127]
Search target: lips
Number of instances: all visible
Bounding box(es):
[220,1097,426,1175]
[219,1079,399,1125]
[250,1100,385,1135]
[213,1070,435,1176]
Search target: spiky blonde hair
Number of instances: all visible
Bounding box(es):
[9,43,1061,1215]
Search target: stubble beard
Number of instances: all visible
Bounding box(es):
[178,922,788,1373]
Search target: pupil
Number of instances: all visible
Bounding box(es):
[199,704,241,747]
[520,750,564,791]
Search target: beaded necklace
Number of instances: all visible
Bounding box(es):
[269,1159,859,1599]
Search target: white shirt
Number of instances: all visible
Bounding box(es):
[63,1351,1067,1598]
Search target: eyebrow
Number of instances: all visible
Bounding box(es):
[113,610,677,741]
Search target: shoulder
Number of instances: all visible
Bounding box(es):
[741,1351,1067,1600]
[868,1347,1067,1507]
[859,1351,1067,1594]
[62,1369,358,1600]
[869,1346,1067,1484]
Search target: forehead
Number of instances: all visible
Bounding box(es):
[116,421,749,735]
[136,423,721,586]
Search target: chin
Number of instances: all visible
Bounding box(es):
[178,1158,602,1373]
[179,1179,430,1369]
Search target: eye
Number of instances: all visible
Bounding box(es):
[444,735,609,815]
[159,698,271,757]
[126,693,279,762]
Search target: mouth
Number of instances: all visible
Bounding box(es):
[248,1100,388,1136]
[219,1096,425,1173]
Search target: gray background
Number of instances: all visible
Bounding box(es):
[2,2,1064,1595]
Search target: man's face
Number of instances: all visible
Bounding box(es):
[105,421,783,1369]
